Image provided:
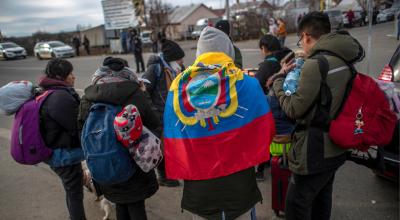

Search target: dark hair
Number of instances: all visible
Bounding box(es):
[259,34,281,52]
[298,11,331,39]
[45,58,73,80]
[103,56,129,71]
[215,20,230,36]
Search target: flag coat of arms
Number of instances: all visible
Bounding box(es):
[164,52,275,180]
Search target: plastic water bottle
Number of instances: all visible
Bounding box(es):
[283,58,305,96]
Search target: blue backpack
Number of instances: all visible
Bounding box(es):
[81,103,135,185]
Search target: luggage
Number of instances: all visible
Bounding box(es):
[270,135,292,217]
[311,53,397,151]
[114,104,163,173]
[81,103,135,185]
[0,81,33,115]
[10,90,54,165]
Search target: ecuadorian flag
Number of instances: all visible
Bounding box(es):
[164,52,275,180]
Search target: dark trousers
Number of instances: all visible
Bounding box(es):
[75,47,80,56]
[116,200,147,220]
[51,163,86,220]
[278,36,286,47]
[285,169,337,220]
[152,42,158,53]
[134,52,145,73]
[84,46,90,55]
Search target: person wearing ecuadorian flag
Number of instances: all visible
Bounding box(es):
[163,26,276,219]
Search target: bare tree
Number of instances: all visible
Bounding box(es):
[133,0,146,26]
[148,0,172,29]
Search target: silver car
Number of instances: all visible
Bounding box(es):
[377,8,398,23]
[34,41,75,60]
[324,10,343,30]
[0,42,27,60]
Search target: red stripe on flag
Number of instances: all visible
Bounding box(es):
[164,113,276,180]
[181,81,195,112]
[217,75,226,106]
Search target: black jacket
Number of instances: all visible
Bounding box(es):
[78,81,160,204]
[39,84,81,150]
[182,167,262,220]
[142,55,170,120]
[255,48,292,94]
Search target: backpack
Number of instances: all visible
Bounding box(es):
[114,104,163,173]
[81,103,135,185]
[10,90,54,165]
[311,52,397,151]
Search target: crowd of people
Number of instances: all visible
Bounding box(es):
[5,11,377,220]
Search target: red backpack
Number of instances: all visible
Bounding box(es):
[312,53,397,151]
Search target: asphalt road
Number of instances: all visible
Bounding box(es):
[0,22,399,220]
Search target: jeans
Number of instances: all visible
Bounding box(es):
[51,163,86,220]
[134,52,145,73]
[285,169,337,220]
[116,200,147,220]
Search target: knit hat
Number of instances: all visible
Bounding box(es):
[196,26,235,60]
[91,57,138,85]
[215,20,230,36]
[114,104,143,148]
[161,39,185,62]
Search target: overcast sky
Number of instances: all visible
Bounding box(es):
[0,0,228,37]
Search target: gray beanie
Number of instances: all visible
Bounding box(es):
[196,26,235,60]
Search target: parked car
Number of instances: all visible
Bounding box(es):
[34,41,75,60]
[0,42,27,60]
[342,10,366,27]
[140,31,152,46]
[377,8,398,23]
[324,10,343,29]
[375,45,400,183]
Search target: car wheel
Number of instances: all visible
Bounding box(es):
[51,52,56,58]
[36,53,42,60]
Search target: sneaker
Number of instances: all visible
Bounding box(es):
[158,178,180,187]
[255,171,265,181]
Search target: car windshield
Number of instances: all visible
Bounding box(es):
[194,24,207,32]
[142,33,150,38]
[1,43,19,49]
[390,46,400,83]
[48,42,65,48]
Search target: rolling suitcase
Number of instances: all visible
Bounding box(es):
[270,136,292,217]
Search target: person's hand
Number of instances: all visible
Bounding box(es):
[139,81,146,91]
[266,59,296,88]
[278,59,296,75]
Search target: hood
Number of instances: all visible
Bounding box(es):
[196,26,235,60]
[5,47,24,52]
[83,81,140,105]
[273,47,293,62]
[38,75,70,88]
[309,31,365,64]
[146,55,161,67]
